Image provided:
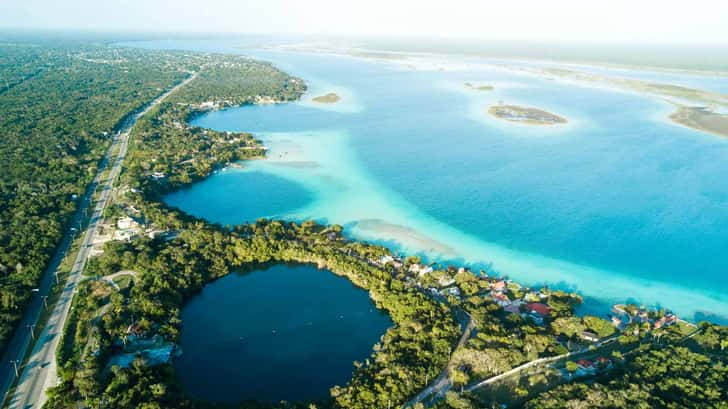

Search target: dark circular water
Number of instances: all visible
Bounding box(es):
[175,264,392,403]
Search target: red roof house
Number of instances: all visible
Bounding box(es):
[527,303,551,317]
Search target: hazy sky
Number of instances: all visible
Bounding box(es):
[2,0,727,45]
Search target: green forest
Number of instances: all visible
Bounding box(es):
[0,39,194,354]
[1,37,726,409]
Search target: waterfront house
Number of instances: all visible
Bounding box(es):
[378,255,395,267]
[654,313,678,329]
[492,280,507,291]
[420,265,434,275]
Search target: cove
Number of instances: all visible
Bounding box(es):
[174,264,392,403]
[164,169,314,226]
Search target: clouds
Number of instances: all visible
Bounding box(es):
[2,0,727,45]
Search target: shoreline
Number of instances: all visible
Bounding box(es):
[206,129,728,325]
[182,53,728,325]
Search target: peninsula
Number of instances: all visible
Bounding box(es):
[669,106,728,138]
[312,92,341,103]
[538,66,728,137]
[488,104,567,125]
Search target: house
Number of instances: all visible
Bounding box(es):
[576,359,594,369]
[504,303,521,314]
[126,323,146,336]
[420,266,434,275]
[409,264,433,276]
[117,216,138,230]
[379,255,394,266]
[438,276,455,287]
[527,303,551,317]
[581,331,600,343]
[492,280,507,291]
[596,356,613,368]
[654,313,678,329]
[611,315,626,329]
[491,291,511,307]
[151,171,166,180]
[575,359,596,375]
[634,309,650,324]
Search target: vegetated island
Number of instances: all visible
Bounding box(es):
[312,92,341,103]
[488,104,567,125]
[669,106,728,138]
[465,82,494,91]
[40,46,728,409]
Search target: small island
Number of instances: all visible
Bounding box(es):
[465,82,494,91]
[488,104,567,125]
[312,92,341,104]
[669,106,728,138]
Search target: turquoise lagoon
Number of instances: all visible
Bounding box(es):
[134,39,728,323]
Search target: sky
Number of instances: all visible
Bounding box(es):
[2,0,728,45]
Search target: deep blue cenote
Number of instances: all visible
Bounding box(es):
[174,264,392,403]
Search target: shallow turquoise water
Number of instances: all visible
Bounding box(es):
[165,169,313,226]
[175,264,391,403]
[125,39,728,323]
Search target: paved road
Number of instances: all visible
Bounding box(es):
[403,313,476,408]
[1,72,196,409]
[464,334,619,393]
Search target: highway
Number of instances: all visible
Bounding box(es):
[1,72,196,409]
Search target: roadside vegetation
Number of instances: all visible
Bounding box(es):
[0,39,191,355]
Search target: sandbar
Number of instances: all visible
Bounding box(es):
[354,219,456,255]
[312,92,341,104]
